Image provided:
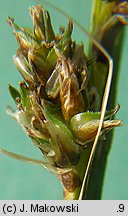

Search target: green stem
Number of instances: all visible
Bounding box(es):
[63,147,91,200]
[84,0,126,200]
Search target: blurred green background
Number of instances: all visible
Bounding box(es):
[0,0,128,200]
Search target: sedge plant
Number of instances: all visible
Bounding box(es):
[1,0,128,199]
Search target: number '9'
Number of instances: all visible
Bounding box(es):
[119,204,124,212]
